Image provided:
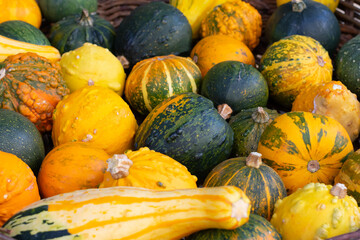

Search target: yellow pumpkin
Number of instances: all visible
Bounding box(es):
[100,147,197,190]
[52,86,138,155]
[0,0,42,28]
[276,0,339,12]
[60,43,126,95]
[292,81,360,142]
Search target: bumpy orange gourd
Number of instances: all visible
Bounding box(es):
[190,35,255,77]
[100,147,197,190]
[37,142,111,198]
[0,151,40,226]
[52,86,138,155]
[0,0,42,28]
[292,81,360,142]
[0,52,69,132]
[200,1,262,50]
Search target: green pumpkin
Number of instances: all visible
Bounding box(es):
[134,92,234,182]
[49,10,115,54]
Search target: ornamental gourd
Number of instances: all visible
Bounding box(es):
[0,0,42,28]
[3,186,251,239]
[292,81,360,142]
[0,53,69,132]
[259,35,333,109]
[37,142,110,198]
[124,55,202,115]
[200,1,262,50]
[0,151,40,226]
[100,147,197,190]
[271,183,360,240]
[257,111,354,194]
[204,152,287,220]
[52,86,138,155]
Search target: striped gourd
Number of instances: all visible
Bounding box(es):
[257,111,354,194]
[3,186,251,240]
[124,55,202,115]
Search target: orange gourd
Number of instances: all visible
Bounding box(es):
[190,35,255,77]
[0,151,40,226]
[0,0,42,28]
[37,142,110,198]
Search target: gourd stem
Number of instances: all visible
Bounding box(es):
[246,152,262,168]
[217,104,233,120]
[117,55,130,69]
[252,107,270,123]
[79,9,94,26]
[106,154,133,180]
[292,0,307,12]
[307,160,320,173]
[330,183,347,199]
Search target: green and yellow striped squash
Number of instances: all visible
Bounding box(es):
[257,111,354,194]
[204,152,287,220]
[124,55,202,115]
[2,186,251,240]
[259,35,332,110]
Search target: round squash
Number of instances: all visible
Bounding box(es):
[0,151,40,226]
[99,147,197,190]
[292,81,360,142]
[37,142,110,198]
[276,0,339,12]
[257,111,354,194]
[204,152,287,220]
[200,1,262,50]
[134,92,234,183]
[0,109,45,176]
[52,86,138,156]
[0,0,42,28]
[125,55,201,116]
[190,35,255,77]
[0,52,70,132]
[60,43,126,95]
[114,1,192,68]
[271,183,360,240]
[201,61,269,114]
[49,9,115,54]
[259,35,333,110]
[265,0,340,54]
[38,0,98,23]
[229,107,280,157]
[187,213,281,240]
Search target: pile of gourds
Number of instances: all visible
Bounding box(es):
[1,0,360,239]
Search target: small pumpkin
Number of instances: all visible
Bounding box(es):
[204,152,287,220]
[99,147,197,190]
[276,0,339,12]
[60,43,126,94]
[200,0,262,50]
[37,142,110,198]
[292,81,360,142]
[271,183,360,240]
[49,9,115,54]
[259,35,333,110]
[229,107,280,157]
[52,86,138,156]
[190,35,255,77]
[0,0,42,28]
[125,55,202,116]
[0,151,40,226]
[0,52,69,132]
[257,111,354,194]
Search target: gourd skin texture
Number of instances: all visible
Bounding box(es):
[276,0,340,12]
[271,183,360,240]
[3,186,251,240]
[257,111,353,194]
[52,86,138,155]
[0,0,42,28]
[99,147,197,190]
[125,55,202,115]
[260,35,333,109]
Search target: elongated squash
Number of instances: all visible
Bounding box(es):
[0,35,60,62]
[3,186,251,240]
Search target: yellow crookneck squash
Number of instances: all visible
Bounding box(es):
[3,186,251,240]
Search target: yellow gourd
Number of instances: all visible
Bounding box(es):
[60,43,126,95]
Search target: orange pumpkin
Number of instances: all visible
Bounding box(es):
[0,151,40,226]
[190,35,255,77]
[0,0,42,28]
[52,86,138,155]
[37,142,110,198]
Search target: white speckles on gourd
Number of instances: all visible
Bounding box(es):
[331,208,343,228]
[317,203,326,210]
[290,200,304,214]
[315,223,330,239]
[82,134,93,142]
[303,182,315,190]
